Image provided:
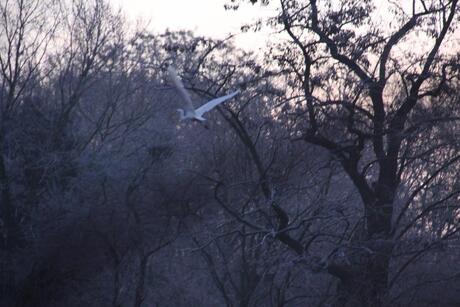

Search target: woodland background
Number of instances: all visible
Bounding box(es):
[1,0,460,306]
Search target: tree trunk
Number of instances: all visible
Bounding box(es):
[134,253,148,307]
[332,251,391,307]
[329,201,394,307]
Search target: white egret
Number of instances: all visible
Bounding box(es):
[167,67,240,122]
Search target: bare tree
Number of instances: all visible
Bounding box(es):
[229,0,460,305]
[0,0,59,303]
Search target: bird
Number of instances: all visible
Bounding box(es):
[167,66,240,122]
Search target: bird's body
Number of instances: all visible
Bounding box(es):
[168,67,239,123]
[177,108,204,121]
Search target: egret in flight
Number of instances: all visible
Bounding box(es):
[168,67,240,122]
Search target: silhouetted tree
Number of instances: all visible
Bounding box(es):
[229,0,460,305]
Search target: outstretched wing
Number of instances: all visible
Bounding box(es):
[167,67,195,111]
[195,90,240,117]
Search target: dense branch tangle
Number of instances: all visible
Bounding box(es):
[272,0,460,305]
[280,0,459,236]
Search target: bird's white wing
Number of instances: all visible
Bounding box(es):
[167,67,195,111]
[195,90,240,117]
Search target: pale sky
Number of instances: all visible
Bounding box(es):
[109,0,278,49]
[108,0,460,53]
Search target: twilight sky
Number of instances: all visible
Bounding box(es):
[107,1,460,54]
[109,0,277,49]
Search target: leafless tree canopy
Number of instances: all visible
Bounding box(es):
[0,0,459,306]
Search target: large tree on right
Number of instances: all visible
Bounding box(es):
[234,0,460,305]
